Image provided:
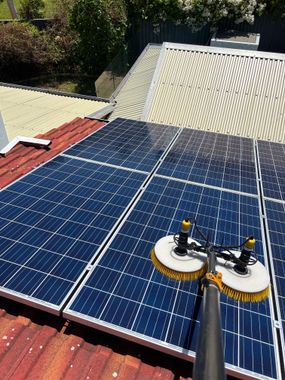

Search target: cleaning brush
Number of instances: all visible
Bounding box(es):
[150,220,270,302]
[150,220,207,282]
[216,246,270,303]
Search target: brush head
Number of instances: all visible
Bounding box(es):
[151,235,207,281]
[216,250,270,302]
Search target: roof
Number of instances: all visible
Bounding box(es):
[136,42,285,143]
[110,45,161,121]
[0,84,110,141]
[0,117,105,189]
[0,305,186,380]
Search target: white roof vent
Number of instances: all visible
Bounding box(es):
[210,30,260,51]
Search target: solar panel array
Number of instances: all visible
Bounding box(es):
[0,119,179,311]
[0,156,147,310]
[65,177,276,378]
[157,129,257,194]
[258,141,285,201]
[264,201,285,335]
[0,118,284,379]
[257,140,285,376]
[64,117,178,172]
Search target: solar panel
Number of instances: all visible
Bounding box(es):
[264,200,285,340]
[157,129,257,194]
[64,176,277,379]
[258,141,285,201]
[64,118,179,172]
[0,155,146,312]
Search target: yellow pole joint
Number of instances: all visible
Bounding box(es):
[181,219,191,233]
[245,237,256,250]
[202,272,223,292]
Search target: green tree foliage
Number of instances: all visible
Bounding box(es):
[127,0,183,22]
[45,0,80,73]
[0,22,52,80]
[49,0,75,18]
[0,20,79,81]
[19,0,45,19]
[70,0,127,75]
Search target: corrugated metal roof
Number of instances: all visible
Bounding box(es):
[110,44,161,121]
[0,85,109,141]
[143,43,285,143]
[0,117,105,189]
[0,308,181,380]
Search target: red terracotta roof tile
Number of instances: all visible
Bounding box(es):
[0,310,178,380]
[0,172,23,189]
[63,344,103,380]
[136,363,157,379]
[0,118,105,189]
[0,154,21,168]
[11,326,58,380]
[0,168,9,176]
[117,355,141,380]
[101,351,125,379]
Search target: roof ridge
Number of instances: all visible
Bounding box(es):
[0,82,111,103]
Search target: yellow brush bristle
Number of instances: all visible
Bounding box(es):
[222,283,270,303]
[150,249,207,282]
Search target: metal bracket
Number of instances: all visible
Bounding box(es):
[202,272,223,292]
[0,111,51,156]
[0,136,51,156]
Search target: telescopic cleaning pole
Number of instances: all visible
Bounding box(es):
[193,249,226,380]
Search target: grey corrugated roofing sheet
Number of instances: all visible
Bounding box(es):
[110,44,161,121]
[0,84,109,140]
[142,43,285,143]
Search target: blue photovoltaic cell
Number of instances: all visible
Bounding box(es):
[66,176,276,379]
[264,200,285,337]
[0,156,146,309]
[258,141,285,201]
[157,129,257,194]
[64,118,178,172]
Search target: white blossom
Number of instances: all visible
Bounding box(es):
[179,0,267,29]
